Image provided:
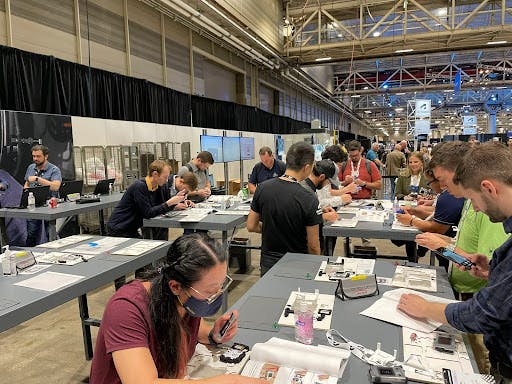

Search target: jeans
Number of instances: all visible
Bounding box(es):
[26,219,48,247]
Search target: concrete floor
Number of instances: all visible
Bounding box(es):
[0,227,423,383]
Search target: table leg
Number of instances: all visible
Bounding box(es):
[0,217,7,247]
[324,236,333,256]
[344,237,351,257]
[98,209,105,235]
[78,294,94,360]
[48,220,57,241]
[222,230,229,313]
[412,246,418,264]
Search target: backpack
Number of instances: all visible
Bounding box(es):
[341,159,373,178]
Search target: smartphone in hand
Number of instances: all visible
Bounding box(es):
[219,312,235,338]
[433,249,475,270]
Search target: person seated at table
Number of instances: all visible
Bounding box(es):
[178,151,214,202]
[89,233,265,384]
[168,171,198,200]
[394,151,428,201]
[107,160,189,239]
[24,144,62,246]
[394,164,465,266]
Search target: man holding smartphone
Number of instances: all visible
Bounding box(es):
[398,143,512,384]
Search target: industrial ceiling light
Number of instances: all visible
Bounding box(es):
[373,31,381,37]
[395,49,414,53]
[315,57,332,62]
[486,41,507,45]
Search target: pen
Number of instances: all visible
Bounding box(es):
[79,255,88,262]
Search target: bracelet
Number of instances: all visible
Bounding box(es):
[409,215,416,226]
[208,329,220,346]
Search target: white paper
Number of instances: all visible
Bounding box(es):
[392,221,420,231]
[278,291,335,330]
[360,288,458,333]
[14,271,84,291]
[18,264,52,275]
[214,210,248,216]
[35,251,91,265]
[35,235,94,249]
[65,237,131,255]
[315,257,375,282]
[356,210,386,223]
[331,218,358,227]
[112,240,166,256]
[402,327,474,383]
[392,266,437,292]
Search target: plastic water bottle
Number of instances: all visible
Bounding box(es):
[9,247,17,276]
[108,183,113,195]
[295,301,313,344]
[393,197,399,212]
[27,192,36,211]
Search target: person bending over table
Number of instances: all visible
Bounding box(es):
[90,233,265,384]
[394,165,464,265]
[247,146,286,194]
[394,151,428,201]
[398,143,512,384]
[108,160,190,239]
[178,151,214,202]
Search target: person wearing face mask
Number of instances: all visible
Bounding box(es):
[90,233,266,384]
[247,142,323,276]
[394,151,428,201]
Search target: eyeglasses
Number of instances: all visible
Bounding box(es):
[187,275,233,304]
[426,179,438,187]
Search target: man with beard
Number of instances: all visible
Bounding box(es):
[24,144,62,246]
[398,143,512,384]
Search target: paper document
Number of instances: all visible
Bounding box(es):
[392,221,419,231]
[35,235,93,249]
[241,338,349,383]
[331,218,358,227]
[65,237,131,255]
[360,288,458,333]
[112,240,166,256]
[402,327,474,384]
[392,265,437,292]
[185,343,250,379]
[18,264,52,274]
[315,257,375,282]
[178,208,213,222]
[14,271,84,291]
[357,210,386,223]
[278,291,335,330]
[214,210,248,216]
[35,251,92,265]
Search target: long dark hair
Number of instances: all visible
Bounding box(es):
[148,233,225,378]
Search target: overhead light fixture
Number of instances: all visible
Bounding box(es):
[351,94,361,98]
[373,31,381,37]
[364,110,372,114]
[315,57,331,62]
[487,40,507,45]
[395,108,404,112]
[395,49,414,53]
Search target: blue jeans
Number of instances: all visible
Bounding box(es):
[390,177,397,200]
[26,219,48,247]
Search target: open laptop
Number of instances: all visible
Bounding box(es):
[93,178,115,195]
[59,180,84,200]
[5,186,50,209]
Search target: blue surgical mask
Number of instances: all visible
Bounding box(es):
[181,293,223,317]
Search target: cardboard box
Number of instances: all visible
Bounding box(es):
[217,179,241,195]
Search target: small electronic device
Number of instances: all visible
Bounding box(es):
[219,312,235,338]
[59,180,84,200]
[336,274,379,300]
[395,209,406,214]
[76,197,101,204]
[14,250,37,271]
[433,249,475,270]
[219,342,249,363]
[433,332,456,354]
[369,365,407,384]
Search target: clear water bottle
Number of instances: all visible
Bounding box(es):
[108,183,113,195]
[28,192,36,210]
[393,197,399,212]
[295,301,313,345]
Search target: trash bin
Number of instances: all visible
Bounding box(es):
[229,237,252,274]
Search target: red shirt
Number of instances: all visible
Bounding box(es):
[339,159,381,199]
[90,280,201,383]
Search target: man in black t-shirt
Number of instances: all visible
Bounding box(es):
[247,142,323,276]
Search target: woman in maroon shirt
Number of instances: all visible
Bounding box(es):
[90,234,265,384]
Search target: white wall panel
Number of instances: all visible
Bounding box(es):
[71,116,108,146]
[105,119,134,145]
[166,67,190,94]
[155,124,176,142]
[12,16,76,62]
[81,39,127,75]
[132,122,158,142]
[131,56,163,85]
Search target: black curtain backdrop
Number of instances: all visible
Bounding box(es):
[0,45,313,134]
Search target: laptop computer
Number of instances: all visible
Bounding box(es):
[93,178,115,195]
[6,186,50,209]
[59,180,84,200]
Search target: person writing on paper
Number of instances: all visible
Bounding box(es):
[90,233,265,384]
[398,143,512,384]
[108,160,188,239]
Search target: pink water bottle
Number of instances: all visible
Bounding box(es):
[295,301,313,344]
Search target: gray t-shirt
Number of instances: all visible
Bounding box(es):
[178,162,208,189]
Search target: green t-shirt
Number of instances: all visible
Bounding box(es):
[450,200,511,293]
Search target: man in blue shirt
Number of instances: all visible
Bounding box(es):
[248,146,286,194]
[398,143,512,383]
[366,142,384,170]
[24,144,62,246]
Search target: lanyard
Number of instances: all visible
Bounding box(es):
[454,199,471,244]
[350,158,361,178]
[282,174,298,183]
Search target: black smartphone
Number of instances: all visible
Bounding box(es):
[219,312,235,338]
[433,249,475,270]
